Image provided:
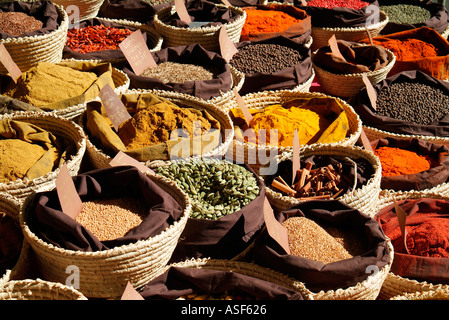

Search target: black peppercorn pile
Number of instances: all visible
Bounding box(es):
[374,82,449,125]
[229,44,302,74]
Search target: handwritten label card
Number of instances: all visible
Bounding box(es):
[175,0,192,24]
[328,34,346,62]
[120,282,144,300]
[0,44,21,82]
[359,127,374,153]
[263,197,291,254]
[119,29,157,76]
[362,73,377,111]
[219,26,238,63]
[233,89,252,125]
[110,151,155,175]
[394,198,410,254]
[56,163,83,220]
[221,0,231,6]
[99,84,131,131]
[292,129,300,185]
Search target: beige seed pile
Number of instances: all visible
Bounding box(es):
[75,196,148,241]
[282,217,353,264]
[140,62,215,84]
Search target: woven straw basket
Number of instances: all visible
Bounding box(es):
[206,66,245,107]
[51,0,104,22]
[303,239,393,300]
[443,24,449,40]
[0,270,87,300]
[390,287,449,300]
[83,89,235,170]
[313,48,396,98]
[310,11,389,51]
[362,125,449,196]
[0,3,68,75]
[0,191,22,223]
[19,172,192,299]
[223,90,362,175]
[45,59,130,120]
[162,258,315,300]
[153,4,246,51]
[266,144,382,218]
[375,190,449,300]
[0,112,86,201]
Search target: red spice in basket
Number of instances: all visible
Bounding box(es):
[306,0,369,10]
[66,25,133,54]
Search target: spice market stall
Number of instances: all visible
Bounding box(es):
[0,1,68,74]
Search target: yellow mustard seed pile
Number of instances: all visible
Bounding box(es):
[282,217,353,264]
[75,196,148,241]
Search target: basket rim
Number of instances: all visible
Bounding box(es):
[226,89,363,154]
[312,10,389,32]
[0,111,87,189]
[266,143,382,205]
[19,171,192,257]
[154,4,247,33]
[312,47,396,79]
[0,3,68,44]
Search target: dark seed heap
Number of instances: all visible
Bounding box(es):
[374,82,449,125]
[0,12,43,36]
[229,44,302,74]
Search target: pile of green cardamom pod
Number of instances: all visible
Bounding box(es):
[380,4,431,25]
[156,159,260,220]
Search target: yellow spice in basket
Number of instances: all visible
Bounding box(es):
[3,62,98,108]
[118,102,213,150]
[0,139,46,183]
[75,197,148,241]
[282,216,353,264]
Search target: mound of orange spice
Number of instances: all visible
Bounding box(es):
[241,9,301,35]
[374,146,433,177]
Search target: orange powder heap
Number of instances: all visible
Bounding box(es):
[374,146,432,177]
[373,38,440,61]
[241,9,300,34]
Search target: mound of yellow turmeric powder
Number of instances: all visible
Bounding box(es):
[118,103,214,150]
[0,139,47,183]
[3,62,98,108]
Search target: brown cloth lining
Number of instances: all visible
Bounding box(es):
[350,70,449,137]
[166,0,241,28]
[253,199,391,292]
[313,40,390,74]
[375,198,449,285]
[98,0,172,24]
[123,44,233,100]
[28,166,184,252]
[0,1,61,39]
[139,266,305,300]
[372,137,449,191]
[292,0,380,28]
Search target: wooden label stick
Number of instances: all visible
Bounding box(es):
[263,197,291,254]
[56,163,83,220]
[0,44,21,82]
[99,83,132,131]
[394,198,410,254]
[328,34,346,62]
[119,29,157,76]
[174,0,191,23]
[292,129,300,185]
[362,73,377,111]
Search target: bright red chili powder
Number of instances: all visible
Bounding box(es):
[306,0,370,10]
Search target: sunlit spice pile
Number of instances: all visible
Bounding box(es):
[66,25,133,53]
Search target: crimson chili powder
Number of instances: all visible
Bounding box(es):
[66,25,133,54]
[306,0,369,10]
